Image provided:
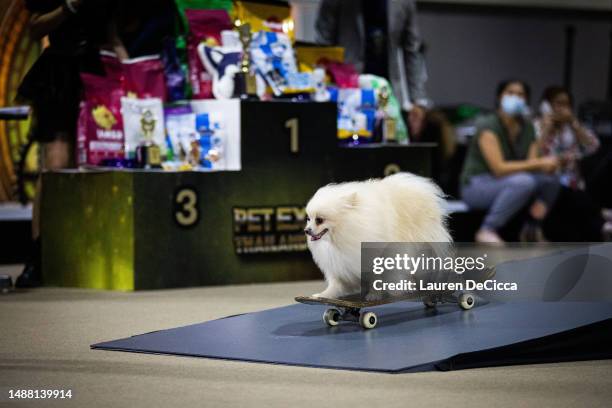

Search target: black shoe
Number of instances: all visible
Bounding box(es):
[15,263,42,288]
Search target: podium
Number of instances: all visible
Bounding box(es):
[42,101,434,290]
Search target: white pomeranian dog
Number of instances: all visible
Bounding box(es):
[304,173,451,299]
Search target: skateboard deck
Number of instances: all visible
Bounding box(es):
[295,291,476,329]
[295,293,422,309]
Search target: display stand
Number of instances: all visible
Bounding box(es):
[42,101,435,290]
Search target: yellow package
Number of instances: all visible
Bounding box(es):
[295,44,345,70]
[233,0,295,41]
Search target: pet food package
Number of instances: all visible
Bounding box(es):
[196,113,226,170]
[77,73,125,166]
[329,88,377,142]
[321,60,359,88]
[101,52,168,101]
[162,38,188,102]
[191,99,241,171]
[295,44,345,69]
[186,9,233,99]
[122,56,167,100]
[197,42,242,99]
[121,97,166,158]
[174,0,233,31]
[250,31,302,96]
[164,104,197,164]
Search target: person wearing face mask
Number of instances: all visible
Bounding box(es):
[459,80,561,244]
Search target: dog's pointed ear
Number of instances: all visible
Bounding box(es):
[341,192,358,210]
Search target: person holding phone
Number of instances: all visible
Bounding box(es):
[534,86,612,241]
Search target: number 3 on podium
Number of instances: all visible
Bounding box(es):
[174,187,199,228]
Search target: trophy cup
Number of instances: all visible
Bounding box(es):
[135,109,162,169]
[378,86,397,143]
[234,21,258,99]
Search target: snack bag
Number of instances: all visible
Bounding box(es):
[77,73,125,166]
[121,97,166,158]
[185,9,233,99]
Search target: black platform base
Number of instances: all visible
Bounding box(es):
[92,301,612,373]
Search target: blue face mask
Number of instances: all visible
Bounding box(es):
[500,94,527,116]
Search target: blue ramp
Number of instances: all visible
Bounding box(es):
[92,301,612,373]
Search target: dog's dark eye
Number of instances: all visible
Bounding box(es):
[315,217,324,225]
[306,216,310,222]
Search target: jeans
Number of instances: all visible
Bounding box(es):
[461,172,561,230]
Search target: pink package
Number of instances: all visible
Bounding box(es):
[101,53,167,100]
[186,9,232,99]
[77,73,125,166]
[320,59,360,88]
[122,56,167,100]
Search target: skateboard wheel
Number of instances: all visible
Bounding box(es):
[360,311,377,329]
[323,308,341,326]
[459,293,475,310]
[423,298,437,308]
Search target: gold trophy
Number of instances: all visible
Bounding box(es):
[234,20,258,99]
[378,86,397,143]
[136,109,162,169]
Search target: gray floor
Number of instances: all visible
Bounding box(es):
[1,265,612,408]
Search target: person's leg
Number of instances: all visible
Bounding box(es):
[17,136,71,288]
[521,174,561,242]
[529,174,561,221]
[461,173,537,242]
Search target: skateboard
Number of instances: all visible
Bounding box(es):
[295,291,476,329]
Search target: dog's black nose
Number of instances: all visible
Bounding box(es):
[304,228,311,234]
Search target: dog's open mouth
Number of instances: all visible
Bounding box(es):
[307,228,329,241]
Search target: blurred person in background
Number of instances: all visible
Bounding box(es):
[113,0,176,59]
[534,86,612,240]
[315,0,430,132]
[460,80,560,244]
[535,86,600,190]
[15,0,126,287]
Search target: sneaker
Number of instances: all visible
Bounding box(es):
[15,263,42,288]
[475,228,505,244]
